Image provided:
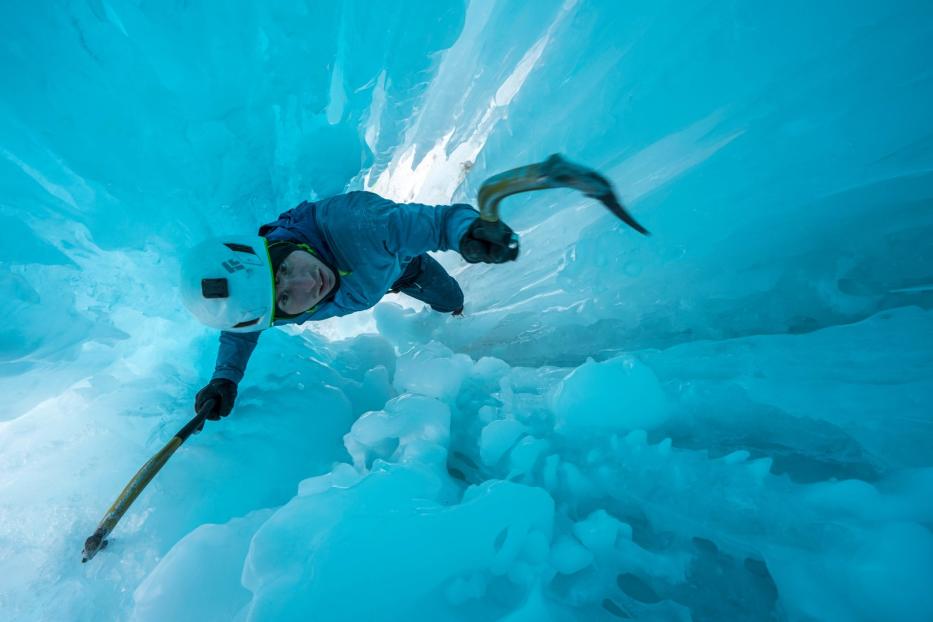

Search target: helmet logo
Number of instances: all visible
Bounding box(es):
[222,259,245,273]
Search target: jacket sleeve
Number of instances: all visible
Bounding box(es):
[381,196,479,257]
[211,330,261,384]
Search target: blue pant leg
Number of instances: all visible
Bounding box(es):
[395,254,464,313]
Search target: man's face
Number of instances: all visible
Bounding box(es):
[274,249,336,315]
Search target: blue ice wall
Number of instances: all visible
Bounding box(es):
[1,1,932,621]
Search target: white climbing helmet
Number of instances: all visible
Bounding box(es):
[180,235,275,332]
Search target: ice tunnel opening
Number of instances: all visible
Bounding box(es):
[1,2,932,622]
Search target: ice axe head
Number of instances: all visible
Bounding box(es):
[477,154,650,236]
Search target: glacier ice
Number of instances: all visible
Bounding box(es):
[550,355,670,435]
[2,1,933,621]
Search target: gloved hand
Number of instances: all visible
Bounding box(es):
[459,218,520,264]
[194,378,238,421]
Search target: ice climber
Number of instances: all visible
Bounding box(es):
[180,190,519,423]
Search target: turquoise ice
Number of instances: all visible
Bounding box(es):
[1,1,932,620]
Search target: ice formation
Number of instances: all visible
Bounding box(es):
[1,1,932,621]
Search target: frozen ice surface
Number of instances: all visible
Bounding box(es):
[550,355,669,436]
[2,1,933,621]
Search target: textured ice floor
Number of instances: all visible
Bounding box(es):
[2,1,933,621]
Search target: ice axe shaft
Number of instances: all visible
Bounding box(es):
[81,401,214,563]
[477,153,649,235]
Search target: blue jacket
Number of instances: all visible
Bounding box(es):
[212,191,479,384]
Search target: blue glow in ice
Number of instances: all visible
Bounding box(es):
[1,1,932,620]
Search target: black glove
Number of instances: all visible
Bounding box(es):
[459,218,520,264]
[194,378,238,421]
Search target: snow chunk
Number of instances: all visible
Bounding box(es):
[550,535,594,575]
[394,341,473,401]
[344,393,451,470]
[480,419,528,466]
[472,356,511,382]
[551,355,669,436]
[572,509,632,556]
[242,474,555,620]
[132,509,273,622]
[768,521,933,622]
[297,462,361,496]
[509,436,550,479]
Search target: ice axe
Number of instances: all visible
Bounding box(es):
[477,153,649,235]
[81,400,215,563]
